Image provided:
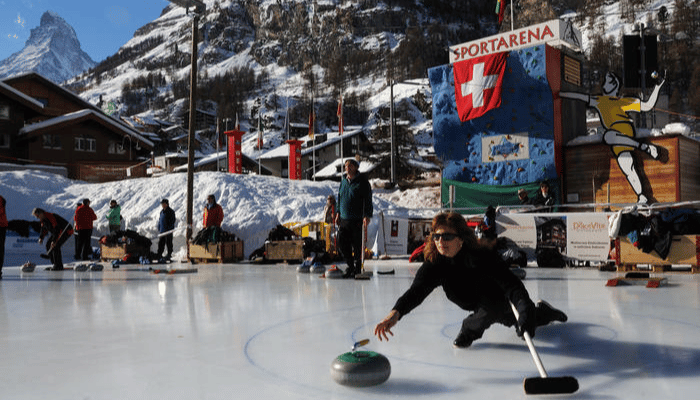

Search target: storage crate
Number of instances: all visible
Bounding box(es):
[100,243,150,261]
[264,240,304,262]
[615,235,700,273]
[284,221,336,256]
[188,241,244,263]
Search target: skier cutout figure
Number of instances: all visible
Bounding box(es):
[559,72,664,204]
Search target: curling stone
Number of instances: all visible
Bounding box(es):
[21,262,36,273]
[324,265,344,279]
[89,263,104,271]
[310,262,325,274]
[296,261,311,273]
[330,350,391,387]
[74,264,89,272]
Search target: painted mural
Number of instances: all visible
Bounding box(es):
[559,72,665,204]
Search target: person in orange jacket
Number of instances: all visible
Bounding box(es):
[202,194,224,228]
[33,207,73,270]
[74,198,97,260]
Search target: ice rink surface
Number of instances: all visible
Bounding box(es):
[1,258,700,399]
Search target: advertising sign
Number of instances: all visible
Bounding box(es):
[497,212,611,262]
[382,217,409,255]
[449,19,582,63]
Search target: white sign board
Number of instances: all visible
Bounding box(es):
[382,217,409,255]
[449,19,582,63]
[566,213,611,261]
[497,212,611,262]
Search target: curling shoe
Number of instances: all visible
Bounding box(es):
[536,300,568,325]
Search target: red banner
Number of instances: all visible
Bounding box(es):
[225,130,245,174]
[286,139,303,180]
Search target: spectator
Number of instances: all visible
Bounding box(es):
[156,199,176,261]
[517,188,530,205]
[74,198,97,260]
[531,181,556,211]
[106,199,122,233]
[202,194,224,228]
[73,202,81,259]
[335,158,373,278]
[323,195,336,224]
[482,205,497,240]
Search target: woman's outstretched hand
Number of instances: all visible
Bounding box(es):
[374,310,400,341]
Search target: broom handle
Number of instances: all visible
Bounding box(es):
[510,302,548,378]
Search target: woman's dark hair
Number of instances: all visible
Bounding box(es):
[423,212,478,263]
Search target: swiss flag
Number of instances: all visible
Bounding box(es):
[453,52,507,122]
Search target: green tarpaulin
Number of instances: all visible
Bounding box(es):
[441,178,558,213]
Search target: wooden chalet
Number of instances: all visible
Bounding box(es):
[257,128,372,179]
[565,134,700,207]
[0,72,154,182]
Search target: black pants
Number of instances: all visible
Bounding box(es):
[338,218,363,273]
[459,301,556,340]
[459,301,516,341]
[157,233,173,259]
[47,232,71,270]
[76,228,93,260]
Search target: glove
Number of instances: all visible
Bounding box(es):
[515,302,537,338]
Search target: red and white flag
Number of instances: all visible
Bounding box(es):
[453,52,507,122]
[257,114,263,150]
[308,110,315,139]
[337,97,343,135]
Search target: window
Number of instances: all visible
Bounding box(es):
[0,133,9,148]
[74,136,96,152]
[108,140,126,155]
[0,103,9,120]
[42,134,61,149]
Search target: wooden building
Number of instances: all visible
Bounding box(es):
[564,134,700,207]
[258,128,372,179]
[0,72,154,182]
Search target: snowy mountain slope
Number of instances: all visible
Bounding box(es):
[0,11,95,83]
[65,0,496,167]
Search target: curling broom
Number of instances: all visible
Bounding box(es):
[510,302,579,395]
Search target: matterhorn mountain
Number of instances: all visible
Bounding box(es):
[0,10,95,83]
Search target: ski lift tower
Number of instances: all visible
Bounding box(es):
[167,0,206,252]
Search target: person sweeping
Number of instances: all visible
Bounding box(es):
[374,212,567,348]
[33,207,73,271]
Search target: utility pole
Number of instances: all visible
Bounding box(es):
[168,0,206,257]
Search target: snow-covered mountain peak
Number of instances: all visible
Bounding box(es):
[0,10,96,83]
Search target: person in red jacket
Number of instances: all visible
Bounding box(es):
[74,199,97,260]
[0,195,7,278]
[33,208,73,270]
[202,195,224,228]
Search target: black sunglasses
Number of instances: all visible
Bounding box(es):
[432,233,458,242]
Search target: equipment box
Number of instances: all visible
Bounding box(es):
[100,243,149,261]
[189,241,244,263]
[264,240,304,262]
[615,235,700,273]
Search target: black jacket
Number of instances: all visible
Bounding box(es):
[392,247,534,319]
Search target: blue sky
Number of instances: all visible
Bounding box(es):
[1,0,172,63]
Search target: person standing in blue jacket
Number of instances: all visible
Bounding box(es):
[156,198,176,261]
[335,158,373,278]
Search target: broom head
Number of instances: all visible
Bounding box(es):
[523,376,579,395]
